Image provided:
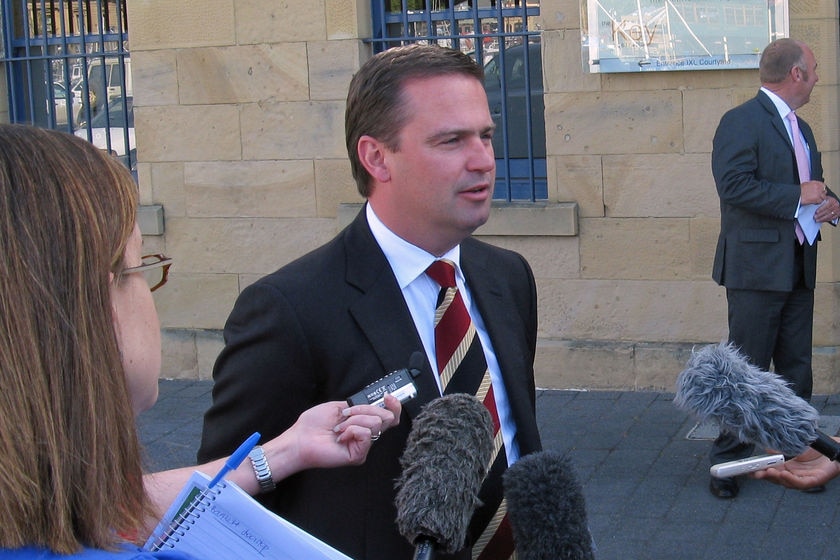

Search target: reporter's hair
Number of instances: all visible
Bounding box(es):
[345,43,484,197]
[759,38,806,84]
[0,124,151,552]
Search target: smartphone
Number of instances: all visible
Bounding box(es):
[710,453,785,478]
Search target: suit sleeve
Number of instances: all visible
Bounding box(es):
[197,280,317,462]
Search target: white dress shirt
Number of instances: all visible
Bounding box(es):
[366,203,520,464]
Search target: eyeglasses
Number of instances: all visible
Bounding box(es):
[122,254,173,292]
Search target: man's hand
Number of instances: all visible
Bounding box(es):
[800,180,828,205]
[752,444,840,490]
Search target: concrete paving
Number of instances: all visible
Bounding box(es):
[138,380,840,560]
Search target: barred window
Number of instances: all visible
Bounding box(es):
[0,0,134,174]
[369,1,546,201]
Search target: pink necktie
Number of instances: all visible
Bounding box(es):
[788,111,809,244]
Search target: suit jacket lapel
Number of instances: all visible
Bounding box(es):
[460,244,530,405]
[757,91,792,150]
[343,207,441,418]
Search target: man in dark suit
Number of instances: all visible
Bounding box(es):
[198,44,542,559]
[709,38,839,499]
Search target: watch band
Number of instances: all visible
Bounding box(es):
[247,445,276,494]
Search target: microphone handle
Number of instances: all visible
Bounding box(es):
[413,538,436,560]
[810,431,840,462]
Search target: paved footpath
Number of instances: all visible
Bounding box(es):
[138,380,840,560]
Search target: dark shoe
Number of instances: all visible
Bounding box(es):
[709,476,739,499]
[802,485,826,494]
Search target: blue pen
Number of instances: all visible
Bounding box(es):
[207,431,261,488]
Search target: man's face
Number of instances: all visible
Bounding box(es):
[795,46,819,107]
[368,74,496,256]
[803,47,819,102]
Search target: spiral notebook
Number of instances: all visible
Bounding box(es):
[144,471,352,560]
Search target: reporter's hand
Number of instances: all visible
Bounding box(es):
[285,393,402,470]
[751,445,840,490]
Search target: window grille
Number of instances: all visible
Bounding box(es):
[369,1,546,201]
[0,0,134,173]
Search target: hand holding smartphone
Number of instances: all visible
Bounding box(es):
[710,453,785,478]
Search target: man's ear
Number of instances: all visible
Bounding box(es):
[357,135,391,183]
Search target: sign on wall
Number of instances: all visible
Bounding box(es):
[581,0,789,73]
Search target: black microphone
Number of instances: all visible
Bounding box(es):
[395,393,494,559]
[503,450,596,560]
[674,342,840,460]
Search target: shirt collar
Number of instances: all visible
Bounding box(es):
[761,86,794,119]
[366,203,461,289]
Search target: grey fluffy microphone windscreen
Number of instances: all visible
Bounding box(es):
[503,450,596,560]
[674,342,840,460]
[395,393,494,558]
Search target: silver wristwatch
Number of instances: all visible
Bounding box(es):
[247,445,276,494]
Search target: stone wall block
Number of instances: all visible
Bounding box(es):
[154,272,240,330]
[137,105,242,162]
[240,101,346,160]
[579,218,691,280]
[538,278,728,342]
[550,155,604,217]
[537,0,581,32]
[602,68,757,94]
[632,343,698,391]
[196,330,225,380]
[128,1,235,50]
[790,19,839,86]
[689,217,720,280]
[164,216,337,275]
[541,30,599,94]
[326,0,365,40]
[236,0,327,44]
[184,160,316,218]
[159,329,199,379]
[131,51,179,106]
[603,154,718,218]
[535,340,636,389]
[308,40,362,101]
[816,224,839,284]
[177,45,309,104]
[813,347,840,394]
[478,235,581,280]
[149,163,187,217]
[813,283,840,346]
[545,91,683,156]
[314,159,362,218]
[682,87,756,154]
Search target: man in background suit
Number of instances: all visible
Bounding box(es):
[709,38,839,499]
[198,44,542,559]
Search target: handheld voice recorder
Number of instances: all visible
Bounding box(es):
[346,353,424,408]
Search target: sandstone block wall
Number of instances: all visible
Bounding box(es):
[118,1,840,391]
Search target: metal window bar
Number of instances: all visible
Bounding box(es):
[369,1,546,201]
[0,0,133,173]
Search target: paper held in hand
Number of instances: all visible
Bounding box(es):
[144,471,352,560]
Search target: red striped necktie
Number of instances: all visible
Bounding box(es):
[426,259,515,560]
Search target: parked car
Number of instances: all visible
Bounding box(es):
[482,41,545,159]
[70,57,132,124]
[74,96,135,169]
[50,82,70,126]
